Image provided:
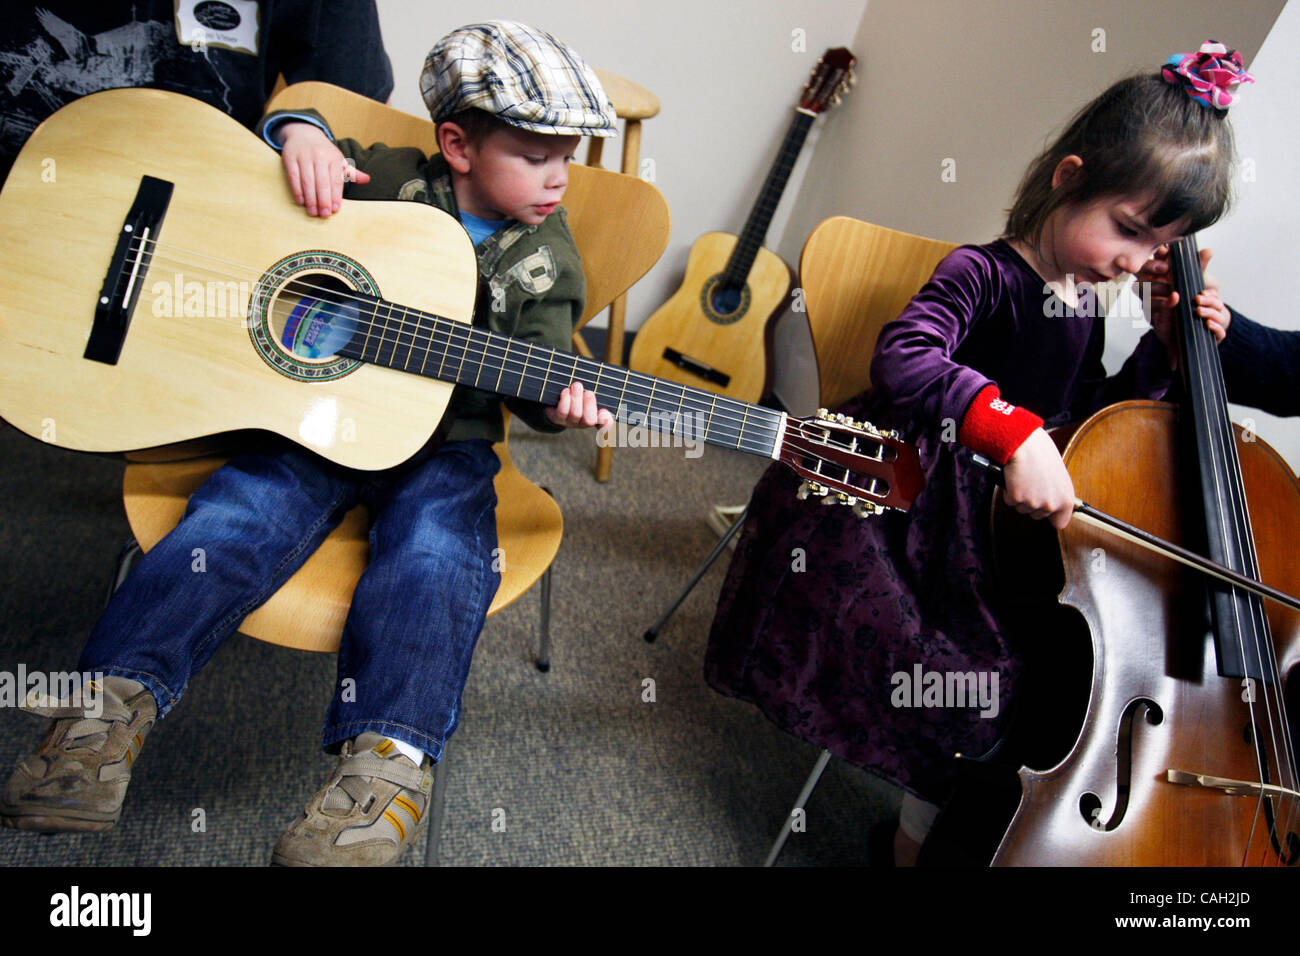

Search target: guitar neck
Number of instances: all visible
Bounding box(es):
[339,299,786,458]
[722,109,817,286]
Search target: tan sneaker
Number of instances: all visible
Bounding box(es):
[272,733,433,866]
[1,676,156,833]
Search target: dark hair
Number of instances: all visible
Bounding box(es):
[1004,73,1236,247]
[437,108,512,146]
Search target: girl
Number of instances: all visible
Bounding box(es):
[705,42,1251,865]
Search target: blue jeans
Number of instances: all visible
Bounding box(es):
[79,439,501,762]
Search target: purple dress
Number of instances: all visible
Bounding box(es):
[705,240,1173,802]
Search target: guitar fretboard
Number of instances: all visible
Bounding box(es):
[722,109,817,287]
[338,299,785,458]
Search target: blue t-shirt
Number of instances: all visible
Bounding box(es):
[459,210,508,247]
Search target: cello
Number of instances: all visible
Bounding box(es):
[990,236,1300,866]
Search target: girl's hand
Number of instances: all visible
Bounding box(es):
[1136,246,1228,361]
[545,381,613,429]
[279,122,371,218]
[1002,428,1075,529]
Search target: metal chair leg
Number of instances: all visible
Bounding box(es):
[763,749,833,867]
[106,538,143,605]
[643,504,748,643]
[424,739,450,866]
[536,563,552,672]
[534,485,555,673]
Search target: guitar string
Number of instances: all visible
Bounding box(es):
[118,236,901,481]
[120,238,782,451]
[1176,238,1298,864]
[116,233,773,429]
[129,237,903,494]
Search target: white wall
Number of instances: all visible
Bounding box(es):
[373,0,868,334]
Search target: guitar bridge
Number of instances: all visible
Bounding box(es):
[84,175,173,365]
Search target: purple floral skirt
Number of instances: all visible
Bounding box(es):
[704,397,1023,802]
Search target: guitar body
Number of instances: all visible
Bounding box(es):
[0,88,477,470]
[628,232,790,403]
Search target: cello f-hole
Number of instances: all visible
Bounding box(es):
[1077,698,1163,833]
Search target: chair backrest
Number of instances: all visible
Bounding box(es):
[799,216,957,409]
[265,82,670,329]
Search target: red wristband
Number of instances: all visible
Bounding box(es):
[957,384,1043,464]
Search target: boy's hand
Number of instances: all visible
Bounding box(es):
[1002,428,1075,529]
[1136,246,1231,363]
[278,121,370,218]
[545,381,613,429]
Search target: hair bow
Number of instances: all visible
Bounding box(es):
[1162,40,1255,109]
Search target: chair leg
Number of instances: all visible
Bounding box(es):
[535,485,555,673]
[536,563,552,673]
[643,504,748,643]
[106,538,143,605]
[424,739,450,866]
[763,749,833,867]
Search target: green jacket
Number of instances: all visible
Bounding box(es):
[260,111,585,442]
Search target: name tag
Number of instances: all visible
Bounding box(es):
[175,0,261,56]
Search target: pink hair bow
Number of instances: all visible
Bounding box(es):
[1162,40,1255,109]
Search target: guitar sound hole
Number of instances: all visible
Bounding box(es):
[710,284,743,316]
[700,274,751,324]
[268,273,360,361]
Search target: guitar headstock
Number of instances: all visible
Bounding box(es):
[799,47,857,115]
[778,409,923,516]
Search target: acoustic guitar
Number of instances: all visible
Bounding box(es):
[628,48,856,403]
[0,88,920,515]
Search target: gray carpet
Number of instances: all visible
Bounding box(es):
[0,412,900,867]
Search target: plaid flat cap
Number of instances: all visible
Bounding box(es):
[421,21,616,137]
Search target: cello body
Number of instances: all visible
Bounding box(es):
[993,400,1300,865]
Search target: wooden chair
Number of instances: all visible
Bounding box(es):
[117,82,670,863]
[643,216,956,644]
[761,216,955,865]
[583,69,661,482]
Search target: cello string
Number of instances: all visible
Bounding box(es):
[1173,240,1270,864]
[1176,237,1299,863]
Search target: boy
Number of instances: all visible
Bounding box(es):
[2,21,615,866]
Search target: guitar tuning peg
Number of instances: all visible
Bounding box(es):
[852,501,883,518]
[798,480,827,500]
[816,407,829,419]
